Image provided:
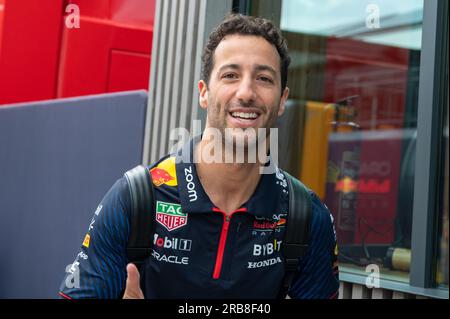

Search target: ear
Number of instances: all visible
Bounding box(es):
[198,80,209,109]
[278,87,289,116]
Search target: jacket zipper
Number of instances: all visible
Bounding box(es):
[212,207,247,279]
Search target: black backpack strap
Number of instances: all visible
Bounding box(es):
[124,165,155,270]
[279,171,312,298]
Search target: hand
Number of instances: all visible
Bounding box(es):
[122,263,144,299]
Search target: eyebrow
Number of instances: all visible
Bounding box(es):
[218,64,240,74]
[218,64,277,78]
[254,65,277,78]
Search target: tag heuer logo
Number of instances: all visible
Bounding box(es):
[156,201,187,231]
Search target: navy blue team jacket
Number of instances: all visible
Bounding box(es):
[59,139,339,299]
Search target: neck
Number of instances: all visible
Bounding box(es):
[194,137,263,214]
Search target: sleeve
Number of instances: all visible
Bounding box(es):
[58,177,130,299]
[288,191,340,299]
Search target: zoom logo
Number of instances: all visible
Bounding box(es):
[153,234,192,251]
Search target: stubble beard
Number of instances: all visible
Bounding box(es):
[206,99,280,164]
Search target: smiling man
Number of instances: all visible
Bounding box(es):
[59,14,339,299]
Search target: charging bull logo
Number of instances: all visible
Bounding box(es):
[276,218,286,227]
[150,157,178,187]
[151,168,175,186]
[273,213,287,227]
[335,177,358,193]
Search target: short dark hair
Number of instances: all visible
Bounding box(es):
[201,14,291,93]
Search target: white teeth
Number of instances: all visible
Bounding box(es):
[231,112,258,119]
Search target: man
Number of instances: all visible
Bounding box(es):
[59,14,339,299]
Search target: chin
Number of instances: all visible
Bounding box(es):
[224,128,260,150]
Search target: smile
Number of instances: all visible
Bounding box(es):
[230,112,259,120]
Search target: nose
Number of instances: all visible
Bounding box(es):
[235,77,256,105]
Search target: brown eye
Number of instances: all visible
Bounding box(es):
[222,73,238,79]
[258,76,274,84]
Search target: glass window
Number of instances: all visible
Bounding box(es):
[437,93,449,288]
[252,0,424,283]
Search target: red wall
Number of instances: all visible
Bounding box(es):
[0,0,155,105]
[58,0,154,98]
[0,0,64,105]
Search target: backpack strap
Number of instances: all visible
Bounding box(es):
[279,171,312,298]
[124,165,155,270]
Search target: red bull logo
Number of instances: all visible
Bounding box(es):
[151,168,175,186]
[335,177,390,194]
[253,220,278,230]
[253,214,287,232]
[335,177,358,193]
[82,234,90,248]
[276,218,286,227]
[150,157,178,187]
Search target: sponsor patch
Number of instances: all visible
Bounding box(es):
[150,157,178,187]
[253,240,282,256]
[77,251,88,260]
[153,233,192,251]
[275,168,288,190]
[272,213,287,227]
[151,250,189,265]
[252,213,287,234]
[88,218,95,231]
[247,257,282,269]
[67,261,80,275]
[184,166,197,202]
[253,219,278,231]
[94,204,103,216]
[82,234,90,248]
[156,201,188,231]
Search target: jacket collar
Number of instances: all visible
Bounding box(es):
[175,136,288,219]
